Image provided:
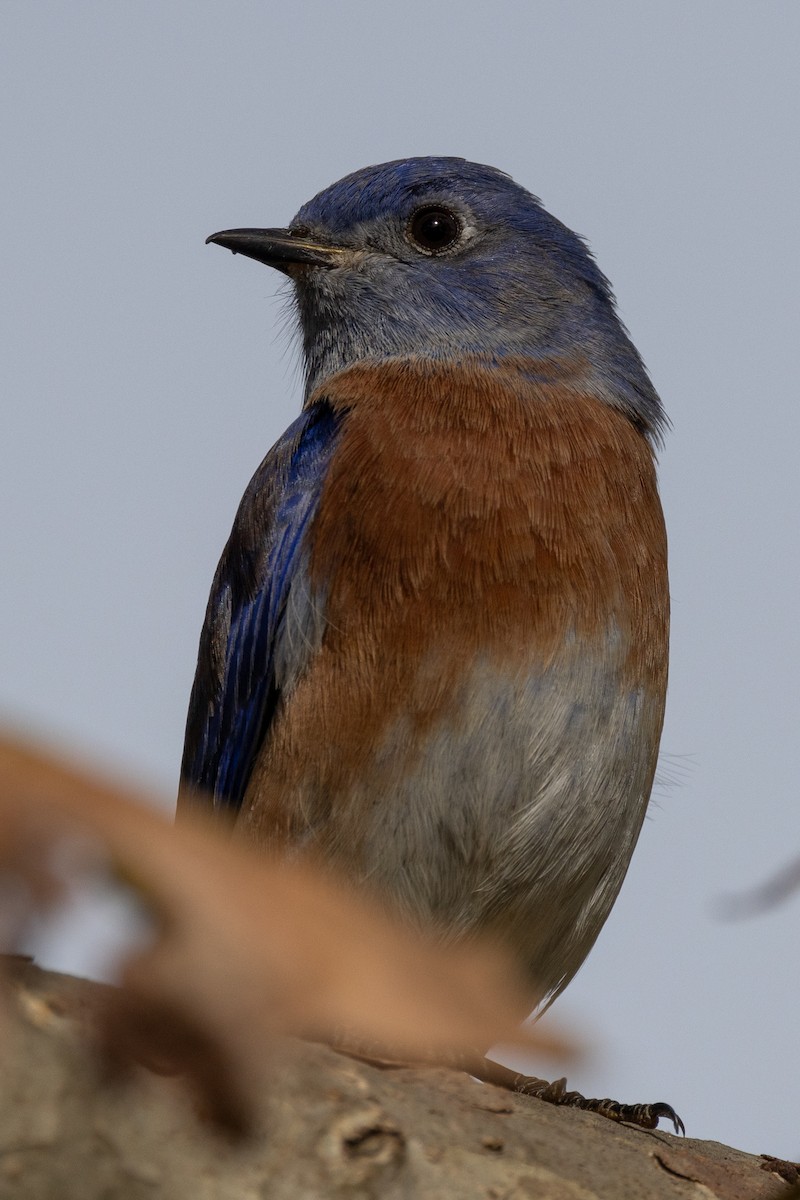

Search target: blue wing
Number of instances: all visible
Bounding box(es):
[180,401,341,813]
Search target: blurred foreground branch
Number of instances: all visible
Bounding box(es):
[0,959,791,1200]
[0,730,562,1132]
[0,732,794,1197]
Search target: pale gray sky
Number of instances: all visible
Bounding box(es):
[2,0,799,1158]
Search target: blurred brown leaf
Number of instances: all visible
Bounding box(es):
[0,730,572,1131]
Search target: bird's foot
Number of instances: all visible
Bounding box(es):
[514,1073,685,1134]
[472,1058,684,1134]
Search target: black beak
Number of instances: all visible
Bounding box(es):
[206,227,344,274]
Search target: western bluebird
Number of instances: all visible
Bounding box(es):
[180,158,676,1128]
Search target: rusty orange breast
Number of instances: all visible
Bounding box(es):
[239,356,668,845]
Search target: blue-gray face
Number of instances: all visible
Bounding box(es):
[200,158,661,438]
[287,158,663,440]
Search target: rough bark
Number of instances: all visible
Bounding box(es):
[0,963,791,1199]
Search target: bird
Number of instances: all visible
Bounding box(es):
[179,157,676,1129]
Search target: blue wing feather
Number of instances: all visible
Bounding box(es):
[180,401,341,812]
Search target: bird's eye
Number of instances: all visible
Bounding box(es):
[407,206,463,254]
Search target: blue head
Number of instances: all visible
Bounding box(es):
[208,158,664,440]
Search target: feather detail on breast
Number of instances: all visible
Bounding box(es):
[190,354,670,1001]
[240,356,668,888]
[194,157,673,1012]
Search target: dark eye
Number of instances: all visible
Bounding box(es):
[407,206,462,254]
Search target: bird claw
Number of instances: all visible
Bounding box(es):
[512,1073,684,1135]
